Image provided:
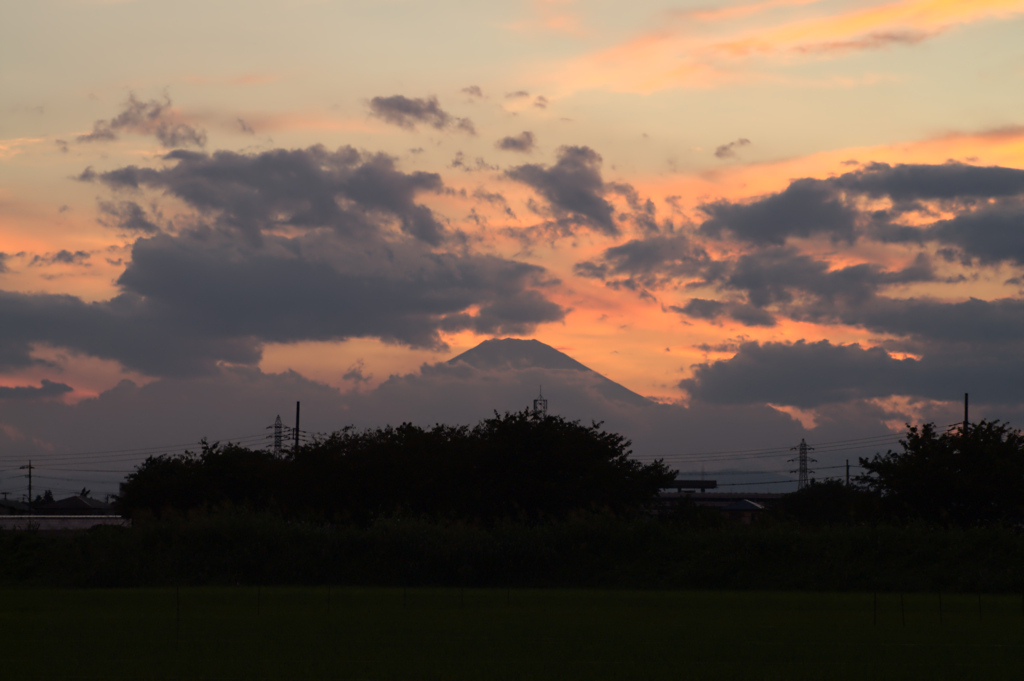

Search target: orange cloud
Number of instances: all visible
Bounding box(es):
[0,137,46,159]
[506,0,586,35]
[720,0,1024,57]
[676,0,824,24]
[546,0,1024,93]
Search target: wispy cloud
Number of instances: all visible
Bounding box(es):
[507,0,586,35]
[77,93,206,147]
[546,0,1024,94]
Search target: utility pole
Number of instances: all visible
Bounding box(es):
[19,461,34,513]
[963,392,969,435]
[789,439,816,491]
[294,401,301,452]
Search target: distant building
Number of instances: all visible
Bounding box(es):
[34,495,116,516]
[0,498,30,515]
[657,489,782,524]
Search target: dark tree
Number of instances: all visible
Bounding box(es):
[117,440,283,518]
[858,420,1024,526]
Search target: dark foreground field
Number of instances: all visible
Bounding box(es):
[2,587,1022,680]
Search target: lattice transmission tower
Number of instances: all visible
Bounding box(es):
[789,438,816,490]
[533,386,548,419]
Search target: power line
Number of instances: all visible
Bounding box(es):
[658,432,901,464]
[2,432,270,463]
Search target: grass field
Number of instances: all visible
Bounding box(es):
[2,587,1022,680]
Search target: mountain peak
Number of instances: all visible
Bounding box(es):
[448,338,592,372]
[448,338,651,407]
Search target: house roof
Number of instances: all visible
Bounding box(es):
[0,499,30,513]
[35,495,113,512]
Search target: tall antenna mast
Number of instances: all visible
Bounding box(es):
[789,439,816,490]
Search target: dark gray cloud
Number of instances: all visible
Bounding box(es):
[534,96,548,109]
[0,379,73,401]
[77,93,206,148]
[715,247,935,308]
[98,201,161,234]
[714,138,750,159]
[653,244,1022,350]
[574,233,708,289]
[583,228,1016,350]
[461,85,483,98]
[496,131,535,153]
[607,183,663,234]
[368,95,475,134]
[29,250,91,267]
[505,90,530,99]
[97,145,448,245]
[879,200,1024,266]
[682,338,1024,407]
[836,296,1024,346]
[506,146,618,235]
[673,299,776,327]
[0,287,263,375]
[0,145,566,376]
[121,229,564,348]
[699,178,858,245]
[0,230,564,376]
[697,161,1024,247]
[0,253,9,273]
[834,161,1024,202]
[237,118,255,135]
[472,188,516,218]
[342,360,372,385]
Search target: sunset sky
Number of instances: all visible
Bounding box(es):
[2,0,1024,496]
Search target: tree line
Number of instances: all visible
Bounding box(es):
[116,410,676,523]
[116,412,1024,529]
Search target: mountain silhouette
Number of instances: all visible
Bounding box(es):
[448,338,652,407]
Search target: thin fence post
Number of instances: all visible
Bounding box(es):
[176,584,180,644]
